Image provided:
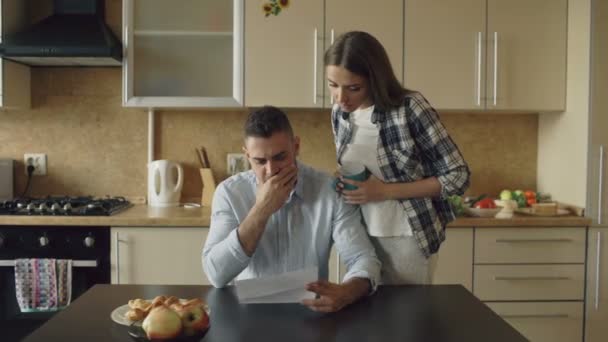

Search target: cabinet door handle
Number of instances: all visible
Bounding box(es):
[495,238,573,243]
[501,314,569,319]
[492,32,498,106]
[313,28,318,105]
[494,276,571,281]
[596,230,602,310]
[330,29,335,105]
[115,231,121,284]
[599,145,605,224]
[476,32,482,106]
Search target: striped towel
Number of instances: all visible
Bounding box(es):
[14,259,72,312]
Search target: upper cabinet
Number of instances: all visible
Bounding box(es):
[0,0,30,110]
[245,0,323,108]
[323,0,403,107]
[245,0,403,108]
[405,0,567,112]
[122,0,243,108]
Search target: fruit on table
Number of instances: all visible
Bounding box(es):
[142,305,183,340]
[172,303,210,336]
[474,197,496,209]
[499,190,512,200]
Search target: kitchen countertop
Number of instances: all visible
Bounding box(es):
[0,205,211,227]
[0,204,591,227]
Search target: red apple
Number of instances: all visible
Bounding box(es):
[172,304,209,336]
[142,305,183,340]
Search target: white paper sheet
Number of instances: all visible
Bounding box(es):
[235,267,318,304]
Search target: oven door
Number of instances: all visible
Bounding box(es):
[0,259,109,342]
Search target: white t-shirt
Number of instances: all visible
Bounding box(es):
[340,105,412,237]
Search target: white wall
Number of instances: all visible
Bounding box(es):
[537,0,591,207]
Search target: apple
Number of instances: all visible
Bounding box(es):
[142,305,183,340]
[172,304,209,336]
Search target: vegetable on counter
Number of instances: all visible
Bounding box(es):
[498,189,552,208]
[448,195,466,216]
[473,197,497,209]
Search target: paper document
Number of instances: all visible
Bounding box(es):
[235,267,318,304]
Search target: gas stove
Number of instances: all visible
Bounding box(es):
[0,196,132,216]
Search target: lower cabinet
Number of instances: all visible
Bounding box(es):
[111,227,210,285]
[432,228,474,291]
[475,227,586,342]
[487,302,583,342]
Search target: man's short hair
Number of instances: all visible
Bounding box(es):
[244,106,294,139]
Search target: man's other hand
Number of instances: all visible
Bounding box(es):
[301,278,369,313]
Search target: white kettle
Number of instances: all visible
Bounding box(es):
[148,160,184,207]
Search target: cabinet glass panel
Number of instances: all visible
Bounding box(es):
[134,0,232,32]
[133,35,232,97]
[125,0,242,106]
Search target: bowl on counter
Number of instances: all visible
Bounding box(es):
[464,207,501,218]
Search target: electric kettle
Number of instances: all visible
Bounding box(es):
[148,160,184,207]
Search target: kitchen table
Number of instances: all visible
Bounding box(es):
[22,284,526,342]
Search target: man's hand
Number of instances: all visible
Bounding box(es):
[301,278,370,313]
[339,174,387,204]
[254,164,298,216]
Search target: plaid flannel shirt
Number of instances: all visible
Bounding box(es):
[332,91,471,257]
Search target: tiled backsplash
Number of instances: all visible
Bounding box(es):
[0,67,537,201]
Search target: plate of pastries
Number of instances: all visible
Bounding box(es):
[111,295,210,341]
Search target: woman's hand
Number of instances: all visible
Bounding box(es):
[339,174,387,204]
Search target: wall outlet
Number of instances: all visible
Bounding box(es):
[24,153,47,176]
[227,153,250,176]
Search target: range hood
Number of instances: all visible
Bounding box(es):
[0,0,122,66]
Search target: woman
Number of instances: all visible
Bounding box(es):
[325,31,470,285]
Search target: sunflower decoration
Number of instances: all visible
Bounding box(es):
[262,0,290,17]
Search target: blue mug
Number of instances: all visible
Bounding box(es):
[332,164,368,191]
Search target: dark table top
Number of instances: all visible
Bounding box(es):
[23,284,526,342]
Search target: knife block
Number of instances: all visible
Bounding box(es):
[199,168,216,207]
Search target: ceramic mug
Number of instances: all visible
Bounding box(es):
[332,162,368,191]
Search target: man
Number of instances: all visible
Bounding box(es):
[203,106,381,313]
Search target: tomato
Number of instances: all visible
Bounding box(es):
[474,198,496,209]
[524,190,536,200]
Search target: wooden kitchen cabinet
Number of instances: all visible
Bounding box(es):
[477,227,586,342]
[111,227,210,285]
[585,228,608,342]
[244,0,403,108]
[122,0,243,108]
[432,228,474,291]
[0,0,30,110]
[585,2,608,340]
[405,0,566,112]
[487,302,584,342]
[322,0,403,106]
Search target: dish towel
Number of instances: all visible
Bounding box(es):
[14,259,73,312]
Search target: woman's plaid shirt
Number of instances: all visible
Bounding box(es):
[332,92,471,257]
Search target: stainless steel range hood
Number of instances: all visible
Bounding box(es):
[0,0,122,66]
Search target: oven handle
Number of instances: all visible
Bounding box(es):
[0,260,97,268]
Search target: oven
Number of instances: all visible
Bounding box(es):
[0,226,110,342]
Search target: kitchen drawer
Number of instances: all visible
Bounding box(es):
[474,264,584,301]
[475,228,585,264]
[486,302,583,342]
